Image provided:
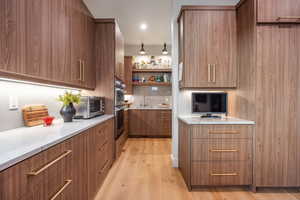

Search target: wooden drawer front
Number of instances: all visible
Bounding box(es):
[116,131,127,158]
[27,141,73,200]
[95,122,110,148]
[192,125,252,139]
[97,139,110,170]
[192,139,252,161]
[191,161,252,186]
[0,141,74,200]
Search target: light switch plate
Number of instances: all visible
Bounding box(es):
[9,96,18,110]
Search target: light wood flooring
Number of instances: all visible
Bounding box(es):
[95,138,300,200]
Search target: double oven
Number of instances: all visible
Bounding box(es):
[115,80,125,139]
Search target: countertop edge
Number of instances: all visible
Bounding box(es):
[177,116,255,125]
[0,115,114,172]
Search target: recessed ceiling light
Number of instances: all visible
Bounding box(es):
[140,23,147,30]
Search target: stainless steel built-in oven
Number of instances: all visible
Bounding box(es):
[115,80,125,107]
[115,107,124,139]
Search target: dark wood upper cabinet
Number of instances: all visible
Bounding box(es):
[257,0,300,23]
[124,56,133,94]
[115,24,125,81]
[0,0,24,74]
[0,0,96,90]
[51,0,72,84]
[178,6,237,89]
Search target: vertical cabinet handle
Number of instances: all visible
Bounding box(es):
[213,64,216,83]
[82,60,85,82]
[78,60,82,81]
[208,64,211,82]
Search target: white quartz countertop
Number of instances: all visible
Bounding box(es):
[0,114,114,172]
[178,115,255,125]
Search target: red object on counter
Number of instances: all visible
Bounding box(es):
[42,116,55,126]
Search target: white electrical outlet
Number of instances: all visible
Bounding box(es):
[151,87,158,91]
[9,96,18,110]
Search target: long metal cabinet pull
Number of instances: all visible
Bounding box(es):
[82,60,85,82]
[213,64,216,83]
[210,173,238,176]
[210,149,238,152]
[209,130,239,134]
[50,180,72,200]
[27,150,72,176]
[78,60,82,81]
[277,16,300,21]
[208,64,211,82]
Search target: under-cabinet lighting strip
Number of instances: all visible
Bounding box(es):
[0,78,81,92]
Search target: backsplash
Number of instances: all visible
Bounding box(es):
[128,86,172,107]
[0,80,80,132]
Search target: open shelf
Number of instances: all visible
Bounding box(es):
[132,69,172,73]
[132,82,172,86]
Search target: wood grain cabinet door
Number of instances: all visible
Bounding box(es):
[115,24,125,81]
[124,56,133,94]
[182,11,211,88]
[208,11,237,88]
[24,0,52,78]
[83,16,96,89]
[257,0,300,23]
[71,132,89,200]
[70,0,86,87]
[255,25,300,187]
[180,9,237,88]
[51,0,72,84]
[0,0,25,74]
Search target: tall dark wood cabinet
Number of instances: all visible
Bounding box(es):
[0,0,96,90]
[234,0,300,189]
[115,24,125,81]
[94,19,125,114]
[178,6,237,89]
[124,56,133,94]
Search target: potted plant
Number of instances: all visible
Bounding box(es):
[58,92,81,122]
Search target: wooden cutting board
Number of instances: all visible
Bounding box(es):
[22,105,49,127]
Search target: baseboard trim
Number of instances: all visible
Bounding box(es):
[171,154,178,167]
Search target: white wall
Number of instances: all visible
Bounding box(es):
[0,79,80,132]
[170,0,240,167]
[125,44,172,56]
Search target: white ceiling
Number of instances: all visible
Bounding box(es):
[84,0,240,46]
[84,0,172,45]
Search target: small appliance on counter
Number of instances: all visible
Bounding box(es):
[74,96,105,119]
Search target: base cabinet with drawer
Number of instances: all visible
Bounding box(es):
[0,118,114,200]
[129,109,172,137]
[179,120,253,190]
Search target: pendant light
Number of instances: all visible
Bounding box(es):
[139,43,146,55]
[162,43,168,55]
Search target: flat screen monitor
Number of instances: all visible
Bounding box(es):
[192,92,227,114]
